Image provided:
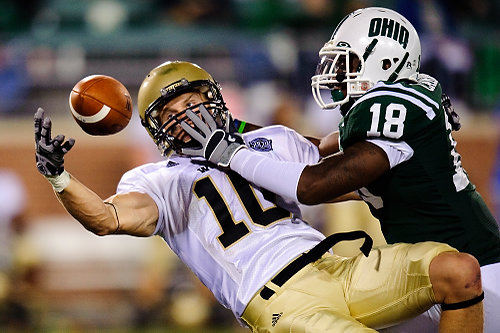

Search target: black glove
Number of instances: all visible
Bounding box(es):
[441,93,461,131]
[180,105,245,167]
[35,108,75,176]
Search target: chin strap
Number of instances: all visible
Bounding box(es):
[441,291,484,311]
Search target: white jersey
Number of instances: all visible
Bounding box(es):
[116,125,325,319]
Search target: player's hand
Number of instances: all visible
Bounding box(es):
[442,93,461,131]
[180,105,245,167]
[34,108,75,176]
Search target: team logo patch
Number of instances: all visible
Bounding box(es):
[166,161,179,168]
[249,138,273,152]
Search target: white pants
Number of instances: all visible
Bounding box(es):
[380,262,500,333]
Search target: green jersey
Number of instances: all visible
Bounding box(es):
[339,77,500,265]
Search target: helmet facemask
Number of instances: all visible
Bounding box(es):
[311,46,368,109]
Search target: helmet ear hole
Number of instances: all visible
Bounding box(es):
[382,59,392,70]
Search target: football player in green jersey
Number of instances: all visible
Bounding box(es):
[181,7,499,332]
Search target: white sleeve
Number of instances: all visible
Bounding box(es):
[283,127,321,164]
[116,168,165,235]
[366,138,414,169]
[233,126,319,203]
[230,148,307,203]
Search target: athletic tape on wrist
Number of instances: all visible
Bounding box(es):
[46,170,71,192]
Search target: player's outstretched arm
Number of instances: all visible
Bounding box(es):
[55,177,158,237]
[181,108,377,204]
[34,108,158,237]
[228,139,389,205]
[297,141,389,204]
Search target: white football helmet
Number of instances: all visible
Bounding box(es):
[311,7,421,109]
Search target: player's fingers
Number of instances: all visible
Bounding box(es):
[41,117,52,145]
[185,109,210,137]
[225,112,233,132]
[181,147,201,156]
[61,138,75,153]
[181,121,205,143]
[199,105,217,131]
[34,107,45,142]
[53,134,65,148]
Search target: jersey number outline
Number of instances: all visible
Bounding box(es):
[367,103,407,139]
[193,172,292,248]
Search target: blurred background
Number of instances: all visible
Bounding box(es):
[0,0,499,331]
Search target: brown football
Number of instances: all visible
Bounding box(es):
[69,75,132,135]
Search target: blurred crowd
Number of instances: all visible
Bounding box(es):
[0,0,499,331]
[0,0,499,114]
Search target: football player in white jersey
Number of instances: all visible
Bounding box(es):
[35,61,483,332]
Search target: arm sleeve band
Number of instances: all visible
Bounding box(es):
[230,149,307,203]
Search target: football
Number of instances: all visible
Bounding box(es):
[69,75,132,135]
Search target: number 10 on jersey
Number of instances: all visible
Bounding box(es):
[193,172,292,248]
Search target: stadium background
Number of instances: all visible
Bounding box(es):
[0,0,499,331]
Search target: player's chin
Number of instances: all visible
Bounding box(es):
[333,84,346,95]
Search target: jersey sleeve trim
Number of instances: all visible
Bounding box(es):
[149,190,165,235]
[366,138,414,169]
